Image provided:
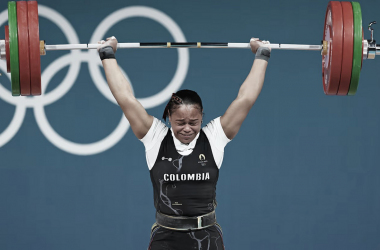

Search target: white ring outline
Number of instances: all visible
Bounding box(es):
[0,5,189,155]
[33,53,131,155]
[88,6,189,108]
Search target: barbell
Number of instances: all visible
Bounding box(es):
[0,1,379,97]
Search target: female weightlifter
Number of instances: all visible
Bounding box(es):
[97,36,271,250]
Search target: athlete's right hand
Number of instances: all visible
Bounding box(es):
[97,36,118,53]
[250,37,271,54]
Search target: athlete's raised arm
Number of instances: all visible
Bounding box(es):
[220,38,271,140]
[98,36,153,139]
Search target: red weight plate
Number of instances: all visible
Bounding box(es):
[322,1,344,95]
[5,25,10,73]
[17,1,31,96]
[27,1,41,96]
[337,2,353,95]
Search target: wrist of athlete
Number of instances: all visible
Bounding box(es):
[255,47,271,62]
[98,46,116,60]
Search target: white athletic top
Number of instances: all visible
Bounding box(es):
[140,117,231,170]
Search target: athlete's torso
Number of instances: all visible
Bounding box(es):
[150,130,219,216]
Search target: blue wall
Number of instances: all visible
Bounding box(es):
[1,0,380,249]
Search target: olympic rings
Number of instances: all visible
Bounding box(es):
[0,5,189,155]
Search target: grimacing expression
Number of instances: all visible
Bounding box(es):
[169,104,203,144]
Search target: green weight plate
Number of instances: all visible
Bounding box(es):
[8,1,20,96]
[5,25,10,73]
[348,2,362,95]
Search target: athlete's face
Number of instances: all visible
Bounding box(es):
[169,104,203,144]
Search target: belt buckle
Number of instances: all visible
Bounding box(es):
[197,215,202,229]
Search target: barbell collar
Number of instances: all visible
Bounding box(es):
[363,40,369,59]
[0,39,5,60]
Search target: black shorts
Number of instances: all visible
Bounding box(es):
[148,223,225,250]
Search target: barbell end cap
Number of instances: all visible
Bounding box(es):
[40,40,46,56]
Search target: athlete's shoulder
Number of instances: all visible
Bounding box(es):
[140,117,168,150]
[202,117,222,135]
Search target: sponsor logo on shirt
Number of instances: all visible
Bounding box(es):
[198,154,207,166]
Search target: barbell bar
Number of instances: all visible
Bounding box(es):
[0,1,379,97]
[45,43,323,51]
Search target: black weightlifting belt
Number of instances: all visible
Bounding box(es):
[156,211,216,231]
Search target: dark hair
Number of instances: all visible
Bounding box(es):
[162,89,203,121]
